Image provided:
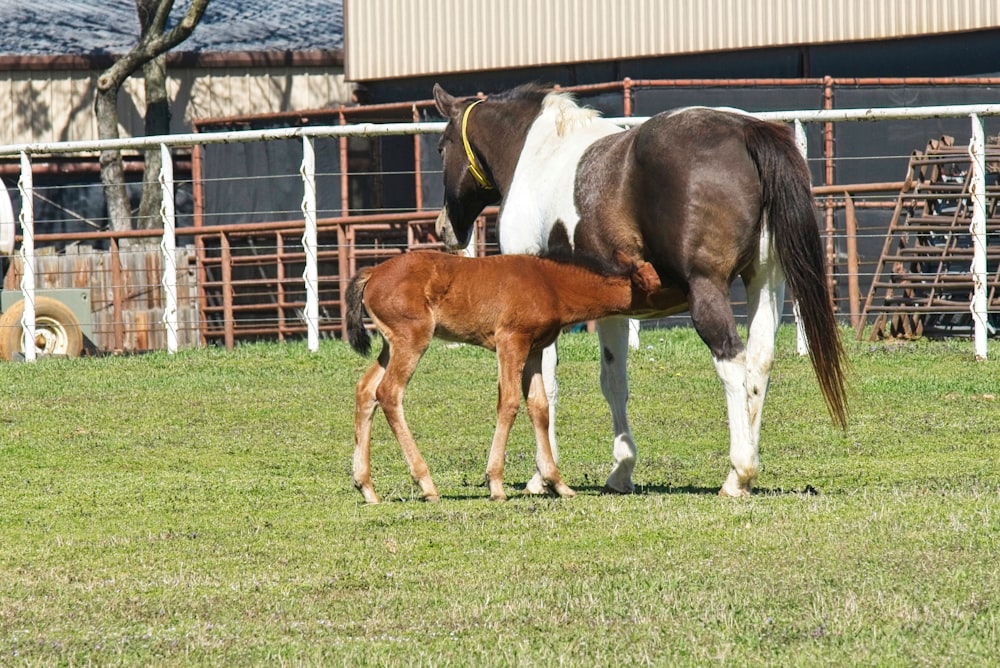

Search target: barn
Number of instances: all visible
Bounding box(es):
[338,0,1000,338]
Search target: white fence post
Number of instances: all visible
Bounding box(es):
[968,114,989,361]
[793,119,809,356]
[17,151,36,362]
[0,105,996,359]
[159,143,178,355]
[301,136,320,352]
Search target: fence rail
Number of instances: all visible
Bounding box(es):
[3,101,1000,360]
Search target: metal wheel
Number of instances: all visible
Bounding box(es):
[0,295,84,360]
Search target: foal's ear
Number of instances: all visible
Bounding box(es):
[613,249,638,272]
[433,83,459,118]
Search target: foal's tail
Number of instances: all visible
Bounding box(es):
[744,120,848,429]
[345,267,375,357]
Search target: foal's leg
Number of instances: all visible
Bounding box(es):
[597,316,638,494]
[353,348,388,504]
[524,342,559,495]
[742,245,786,485]
[376,332,440,502]
[687,276,755,497]
[484,339,531,501]
[523,349,575,498]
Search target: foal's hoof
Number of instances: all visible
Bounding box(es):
[423,494,441,503]
[489,493,508,502]
[523,474,549,496]
[540,478,576,498]
[355,484,381,505]
[553,483,576,499]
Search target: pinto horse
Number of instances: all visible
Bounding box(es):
[346,249,661,503]
[432,83,848,497]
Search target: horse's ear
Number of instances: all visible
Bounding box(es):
[433,83,459,118]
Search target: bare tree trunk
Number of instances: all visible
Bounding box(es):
[94,0,210,233]
[95,83,133,233]
[137,54,169,231]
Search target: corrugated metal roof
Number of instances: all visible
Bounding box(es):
[345,0,1000,81]
[0,0,343,56]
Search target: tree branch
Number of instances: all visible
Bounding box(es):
[98,0,209,92]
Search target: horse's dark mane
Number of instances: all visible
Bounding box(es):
[489,82,555,105]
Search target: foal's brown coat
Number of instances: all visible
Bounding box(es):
[346,250,659,503]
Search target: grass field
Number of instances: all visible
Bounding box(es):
[1,325,998,665]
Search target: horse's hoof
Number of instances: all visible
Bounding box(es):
[489,494,508,502]
[601,483,633,495]
[718,486,751,498]
[423,494,441,503]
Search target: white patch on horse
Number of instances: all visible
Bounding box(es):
[498,92,623,255]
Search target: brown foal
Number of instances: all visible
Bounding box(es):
[345,250,662,503]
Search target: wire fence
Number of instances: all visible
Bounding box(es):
[2,101,999,361]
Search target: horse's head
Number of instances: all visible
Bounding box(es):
[433,84,502,249]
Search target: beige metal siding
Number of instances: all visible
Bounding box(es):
[345,0,1000,80]
[1,67,353,146]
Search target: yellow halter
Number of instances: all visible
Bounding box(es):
[460,100,494,190]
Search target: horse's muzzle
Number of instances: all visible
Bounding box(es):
[435,206,463,249]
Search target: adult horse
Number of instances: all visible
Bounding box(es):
[432,83,847,497]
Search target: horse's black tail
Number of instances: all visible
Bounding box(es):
[345,267,375,357]
[744,120,848,429]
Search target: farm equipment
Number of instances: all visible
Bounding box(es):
[860,135,1000,339]
[0,183,88,360]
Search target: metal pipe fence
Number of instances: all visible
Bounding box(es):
[2,99,999,360]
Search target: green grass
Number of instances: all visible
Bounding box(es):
[1,326,998,665]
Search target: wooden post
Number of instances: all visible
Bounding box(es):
[110,238,124,353]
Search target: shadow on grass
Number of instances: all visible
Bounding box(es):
[528,483,821,497]
[370,483,821,504]
[625,483,821,496]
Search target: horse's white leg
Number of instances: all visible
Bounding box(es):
[598,316,637,494]
[686,277,755,497]
[715,353,756,497]
[524,342,559,495]
[742,246,786,487]
[628,318,641,350]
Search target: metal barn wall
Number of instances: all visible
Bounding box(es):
[345,0,1000,81]
[0,60,354,146]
